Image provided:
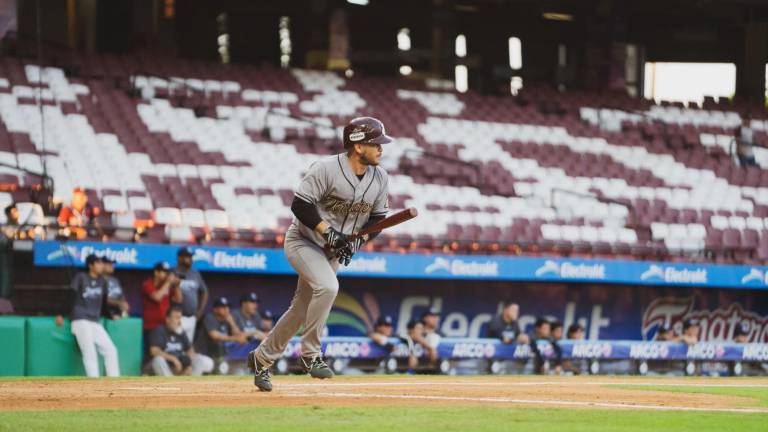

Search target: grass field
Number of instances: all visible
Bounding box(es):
[1,375,767,432]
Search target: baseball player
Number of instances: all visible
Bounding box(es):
[173,246,209,342]
[232,292,267,342]
[55,254,122,377]
[101,257,129,319]
[248,117,391,391]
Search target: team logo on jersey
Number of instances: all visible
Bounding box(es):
[323,196,373,215]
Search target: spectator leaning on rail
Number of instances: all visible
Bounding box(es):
[401,319,438,373]
[55,254,121,377]
[566,323,585,340]
[486,300,529,344]
[562,323,585,374]
[733,322,749,343]
[232,292,268,343]
[680,319,700,345]
[420,309,442,350]
[148,306,215,376]
[529,317,551,374]
[173,246,209,342]
[369,315,395,351]
[260,310,275,332]
[655,325,674,341]
[101,257,129,320]
[549,321,563,375]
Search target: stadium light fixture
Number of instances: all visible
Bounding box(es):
[509,37,522,70]
[347,0,369,5]
[397,28,411,51]
[542,12,574,21]
[455,65,468,93]
[399,65,413,76]
[455,34,467,58]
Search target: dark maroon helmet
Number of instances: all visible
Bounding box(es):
[343,117,393,149]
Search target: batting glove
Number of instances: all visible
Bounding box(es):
[336,237,365,266]
[322,227,349,250]
[335,244,353,266]
[349,237,365,254]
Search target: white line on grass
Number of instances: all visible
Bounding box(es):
[279,381,768,389]
[283,391,768,414]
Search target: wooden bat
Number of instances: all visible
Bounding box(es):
[349,207,419,240]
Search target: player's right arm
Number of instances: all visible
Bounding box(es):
[56,273,82,326]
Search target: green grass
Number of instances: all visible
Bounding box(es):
[607,384,768,408]
[0,406,766,432]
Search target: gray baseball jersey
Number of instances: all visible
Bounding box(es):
[232,309,263,334]
[173,268,208,316]
[105,275,124,300]
[70,272,107,321]
[292,153,389,245]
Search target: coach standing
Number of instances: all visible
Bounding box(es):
[173,246,209,342]
[55,254,121,377]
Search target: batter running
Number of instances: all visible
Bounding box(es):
[248,117,391,391]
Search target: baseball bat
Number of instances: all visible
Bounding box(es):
[350,207,419,240]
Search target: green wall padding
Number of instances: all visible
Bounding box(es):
[0,316,26,375]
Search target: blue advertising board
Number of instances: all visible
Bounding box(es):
[32,240,768,290]
[31,241,768,344]
[225,337,768,363]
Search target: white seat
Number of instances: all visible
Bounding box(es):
[651,222,668,240]
[540,224,561,240]
[668,224,688,239]
[728,216,746,230]
[0,192,12,208]
[103,195,128,213]
[710,215,729,230]
[746,217,764,230]
[154,207,182,225]
[15,202,44,225]
[111,212,136,228]
[579,226,599,242]
[618,228,638,244]
[228,211,253,229]
[560,225,580,242]
[204,209,229,228]
[598,227,618,243]
[166,225,193,243]
[687,224,707,239]
[181,208,206,227]
[129,196,154,211]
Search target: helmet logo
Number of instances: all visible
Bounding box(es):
[349,131,366,142]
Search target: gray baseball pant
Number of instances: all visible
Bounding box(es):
[254,231,339,367]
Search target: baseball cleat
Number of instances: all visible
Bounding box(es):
[299,355,334,379]
[248,350,273,392]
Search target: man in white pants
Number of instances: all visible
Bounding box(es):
[148,306,214,376]
[56,254,121,377]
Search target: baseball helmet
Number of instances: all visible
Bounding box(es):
[343,117,393,149]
